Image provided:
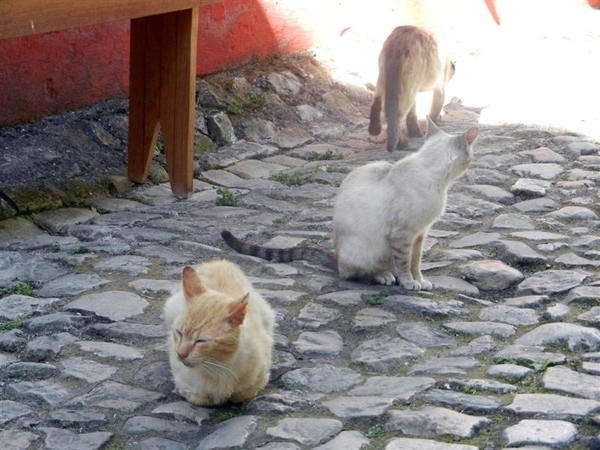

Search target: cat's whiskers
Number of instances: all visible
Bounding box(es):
[201,357,239,381]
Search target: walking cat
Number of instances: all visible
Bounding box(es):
[368,25,455,151]
[163,259,275,406]
[222,118,478,290]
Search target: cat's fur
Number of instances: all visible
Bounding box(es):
[163,259,275,406]
[222,118,478,291]
[368,25,455,151]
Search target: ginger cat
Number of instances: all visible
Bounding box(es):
[368,25,455,151]
[163,259,275,406]
[222,118,478,291]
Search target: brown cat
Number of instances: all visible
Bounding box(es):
[368,25,455,151]
[163,260,275,406]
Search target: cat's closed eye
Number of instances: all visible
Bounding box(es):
[194,337,211,345]
[174,330,183,339]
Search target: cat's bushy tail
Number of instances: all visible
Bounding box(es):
[220,230,337,270]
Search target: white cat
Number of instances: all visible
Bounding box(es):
[221,118,478,291]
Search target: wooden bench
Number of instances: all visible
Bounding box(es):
[0,0,220,198]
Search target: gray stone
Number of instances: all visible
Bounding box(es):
[386,438,478,450]
[152,401,212,425]
[542,366,600,400]
[133,362,174,392]
[267,71,302,96]
[66,291,148,321]
[321,396,394,418]
[478,305,539,326]
[206,111,237,146]
[448,378,517,394]
[464,184,514,203]
[565,286,600,304]
[543,303,571,321]
[579,306,600,325]
[446,194,503,218]
[48,409,107,429]
[515,323,600,351]
[61,357,117,382]
[124,415,200,436]
[0,253,68,286]
[4,362,58,380]
[228,159,287,180]
[22,332,77,362]
[513,197,561,213]
[93,255,150,275]
[407,357,478,377]
[66,381,163,412]
[510,178,552,197]
[420,389,503,413]
[295,302,340,329]
[494,344,566,366]
[76,341,144,360]
[250,390,324,414]
[258,289,305,305]
[386,406,490,439]
[506,393,600,420]
[451,335,497,357]
[0,430,39,450]
[39,427,112,450]
[351,335,424,372]
[517,270,589,295]
[493,213,535,230]
[504,294,550,308]
[384,295,469,317]
[511,163,563,180]
[132,438,188,450]
[443,321,516,338]
[396,322,458,348]
[449,231,502,249]
[192,416,256,449]
[87,321,167,342]
[292,330,343,356]
[520,146,567,163]
[280,364,362,393]
[554,252,600,268]
[37,273,110,297]
[0,329,26,352]
[348,376,435,401]
[21,312,88,333]
[266,418,342,446]
[0,400,33,425]
[503,420,577,448]
[6,380,72,406]
[547,206,598,220]
[487,363,532,380]
[457,260,524,290]
[31,208,99,234]
[511,230,571,241]
[353,307,397,329]
[313,431,370,450]
[0,295,61,321]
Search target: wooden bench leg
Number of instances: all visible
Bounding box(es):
[158,8,198,198]
[128,15,161,185]
[128,8,198,198]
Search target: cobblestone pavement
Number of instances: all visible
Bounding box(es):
[1,63,600,450]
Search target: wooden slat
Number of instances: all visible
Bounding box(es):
[159,8,197,198]
[0,0,219,40]
[127,15,161,184]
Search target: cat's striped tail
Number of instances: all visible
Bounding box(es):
[220,230,337,271]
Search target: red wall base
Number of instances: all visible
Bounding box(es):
[0,0,314,126]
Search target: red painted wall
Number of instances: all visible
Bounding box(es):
[0,0,316,126]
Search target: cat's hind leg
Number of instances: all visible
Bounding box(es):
[406,102,423,138]
[428,88,445,125]
[410,233,432,290]
[369,76,384,136]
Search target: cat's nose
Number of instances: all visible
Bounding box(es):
[177,350,189,361]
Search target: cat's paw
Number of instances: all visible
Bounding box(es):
[400,279,422,291]
[418,278,433,290]
[374,271,396,285]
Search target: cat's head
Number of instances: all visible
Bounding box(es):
[172,266,248,368]
[425,117,478,177]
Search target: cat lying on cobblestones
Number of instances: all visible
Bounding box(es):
[222,117,478,291]
[163,260,275,406]
[368,25,455,151]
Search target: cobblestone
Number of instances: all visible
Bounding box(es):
[1,52,600,450]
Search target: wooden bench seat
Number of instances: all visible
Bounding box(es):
[1,0,220,198]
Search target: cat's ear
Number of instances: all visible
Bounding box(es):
[182,266,206,301]
[425,116,441,138]
[227,293,249,328]
[462,127,479,146]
